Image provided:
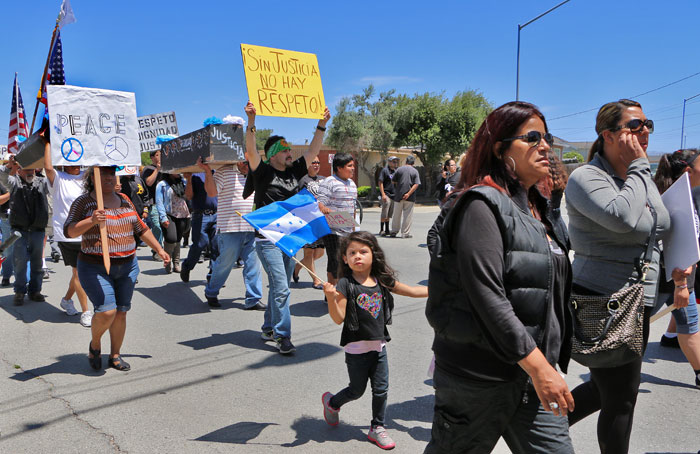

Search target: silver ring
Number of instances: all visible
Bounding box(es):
[549,402,559,409]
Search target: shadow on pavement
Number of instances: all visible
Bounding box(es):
[644,343,688,364]
[0,294,81,325]
[194,421,278,444]
[640,372,697,390]
[179,329,268,351]
[136,284,211,316]
[281,415,367,447]
[10,353,107,380]
[386,394,433,442]
[248,342,342,369]
[291,298,327,318]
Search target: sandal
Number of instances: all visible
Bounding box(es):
[108,355,131,371]
[292,272,300,283]
[312,283,324,290]
[88,341,101,370]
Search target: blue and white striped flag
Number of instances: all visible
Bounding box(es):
[242,188,331,257]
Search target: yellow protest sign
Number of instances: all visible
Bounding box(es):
[240,44,326,119]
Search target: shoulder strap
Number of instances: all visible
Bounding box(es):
[636,205,657,280]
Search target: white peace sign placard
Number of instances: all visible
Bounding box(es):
[48,85,140,166]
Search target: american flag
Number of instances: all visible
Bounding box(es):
[40,30,65,106]
[8,74,29,154]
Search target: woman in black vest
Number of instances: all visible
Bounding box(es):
[425,101,574,453]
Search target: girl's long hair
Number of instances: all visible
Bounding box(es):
[337,231,397,288]
[654,148,700,194]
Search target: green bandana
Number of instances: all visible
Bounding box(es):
[265,139,291,163]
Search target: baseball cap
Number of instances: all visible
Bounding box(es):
[388,156,399,161]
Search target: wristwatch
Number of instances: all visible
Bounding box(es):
[248,126,256,134]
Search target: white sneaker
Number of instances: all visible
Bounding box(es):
[80,311,93,327]
[59,298,79,316]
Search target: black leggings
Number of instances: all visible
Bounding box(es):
[163,215,191,245]
[568,297,652,454]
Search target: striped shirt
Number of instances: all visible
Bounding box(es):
[64,193,150,264]
[214,165,254,233]
[316,175,357,235]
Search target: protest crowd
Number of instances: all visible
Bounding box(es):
[3,4,700,453]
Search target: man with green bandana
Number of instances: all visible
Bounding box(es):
[244,101,331,355]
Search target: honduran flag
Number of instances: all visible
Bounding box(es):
[242,188,331,257]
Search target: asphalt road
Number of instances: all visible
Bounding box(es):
[0,205,698,453]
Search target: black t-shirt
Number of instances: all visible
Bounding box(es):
[0,184,8,216]
[378,166,396,197]
[251,157,308,208]
[337,276,391,347]
[141,166,163,206]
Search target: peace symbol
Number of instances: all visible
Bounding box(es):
[104,136,129,161]
[60,138,84,162]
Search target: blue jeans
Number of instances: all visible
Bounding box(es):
[425,366,573,454]
[148,208,163,247]
[182,212,218,272]
[330,347,389,427]
[1,218,14,279]
[256,240,294,339]
[77,258,139,312]
[12,230,45,295]
[662,291,699,334]
[205,231,262,307]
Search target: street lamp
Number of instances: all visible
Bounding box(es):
[681,93,700,149]
[516,0,571,101]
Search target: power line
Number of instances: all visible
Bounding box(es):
[549,70,700,121]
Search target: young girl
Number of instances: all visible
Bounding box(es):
[322,231,428,450]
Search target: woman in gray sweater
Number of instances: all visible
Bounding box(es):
[564,99,671,453]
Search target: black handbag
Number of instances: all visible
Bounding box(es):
[570,207,656,368]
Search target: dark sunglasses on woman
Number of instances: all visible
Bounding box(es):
[610,118,654,134]
[502,130,554,148]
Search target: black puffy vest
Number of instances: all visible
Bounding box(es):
[426,185,562,378]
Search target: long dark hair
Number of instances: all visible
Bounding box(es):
[588,99,642,162]
[337,231,397,288]
[457,101,548,195]
[654,148,700,194]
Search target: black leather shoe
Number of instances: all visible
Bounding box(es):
[206,296,222,308]
[180,267,190,283]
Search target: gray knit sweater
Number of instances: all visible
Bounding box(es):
[565,154,670,306]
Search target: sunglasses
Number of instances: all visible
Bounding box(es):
[311,161,320,165]
[502,130,554,148]
[610,118,654,134]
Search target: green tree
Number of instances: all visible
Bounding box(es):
[255,128,273,151]
[327,85,397,195]
[391,90,491,194]
[562,151,584,163]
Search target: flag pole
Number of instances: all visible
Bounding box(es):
[234,210,327,285]
[93,167,111,274]
[30,19,60,133]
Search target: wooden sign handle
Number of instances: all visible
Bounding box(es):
[93,168,111,274]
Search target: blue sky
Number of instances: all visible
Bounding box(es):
[2,0,700,155]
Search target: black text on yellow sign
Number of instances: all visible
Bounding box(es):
[240,44,326,119]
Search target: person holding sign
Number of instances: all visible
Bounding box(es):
[653,149,700,389]
[64,167,169,371]
[316,153,358,286]
[0,155,50,305]
[42,125,92,327]
[245,101,330,355]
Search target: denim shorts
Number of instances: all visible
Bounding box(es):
[660,291,699,335]
[77,258,139,313]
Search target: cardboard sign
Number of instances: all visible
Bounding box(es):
[240,43,325,119]
[138,111,179,153]
[325,211,359,230]
[0,144,9,162]
[47,85,140,167]
[116,165,139,176]
[160,123,245,173]
[660,172,700,280]
[14,131,46,169]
